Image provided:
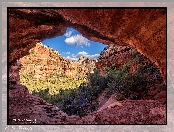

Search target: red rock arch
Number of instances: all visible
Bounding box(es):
[9,8,166,83]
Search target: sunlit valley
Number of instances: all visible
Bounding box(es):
[19,40,166,117]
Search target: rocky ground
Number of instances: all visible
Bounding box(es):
[9,82,166,124]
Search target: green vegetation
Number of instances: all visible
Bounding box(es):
[30,49,35,54]
[129,48,138,56]
[24,69,108,117]
[20,72,86,95]
[20,48,163,117]
[105,64,148,100]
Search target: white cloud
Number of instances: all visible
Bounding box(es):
[62,52,70,55]
[86,54,100,60]
[64,30,74,37]
[65,34,90,48]
[76,51,100,60]
[65,36,76,45]
[76,51,88,58]
[66,56,78,61]
[66,52,70,54]
[66,51,100,61]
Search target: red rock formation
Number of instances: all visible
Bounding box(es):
[76,99,166,124]
[78,56,96,74]
[9,59,22,85]
[9,81,166,124]
[96,45,166,103]
[19,42,96,78]
[8,55,166,125]
[9,83,80,124]
[96,45,153,72]
[9,82,166,124]
[9,9,166,83]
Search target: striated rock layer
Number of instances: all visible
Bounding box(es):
[96,45,141,71]
[19,42,96,78]
[96,45,157,73]
[9,9,166,83]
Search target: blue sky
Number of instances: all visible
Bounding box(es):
[42,28,107,61]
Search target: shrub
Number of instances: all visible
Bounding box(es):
[30,49,35,54]
[87,69,108,91]
[130,48,138,56]
[115,93,125,101]
[105,64,148,99]
[137,63,163,83]
[20,48,163,117]
[54,70,108,117]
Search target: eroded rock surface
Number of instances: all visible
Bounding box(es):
[19,42,96,78]
[9,9,166,83]
[96,45,152,72]
[8,59,166,124]
[9,59,22,85]
[9,83,81,124]
[77,99,166,124]
[95,45,166,103]
[9,83,166,124]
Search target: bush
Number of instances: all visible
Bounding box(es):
[105,64,148,99]
[88,69,108,91]
[54,70,108,117]
[130,49,138,56]
[29,61,160,117]
[23,69,108,117]
[20,48,163,117]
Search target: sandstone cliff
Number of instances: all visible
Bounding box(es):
[96,44,166,102]
[9,9,166,83]
[9,59,166,124]
[96,45,153,72]
[8,46,166,124]
[19,42,96,78]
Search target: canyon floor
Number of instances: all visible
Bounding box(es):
[9,83,166,124]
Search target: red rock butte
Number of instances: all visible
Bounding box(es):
[9,8,166,83]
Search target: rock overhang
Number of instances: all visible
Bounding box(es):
[8,8,166,83]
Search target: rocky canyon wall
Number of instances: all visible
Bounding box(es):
[19,42,96,78]
[96,45,154,72]
[9,8,166,83]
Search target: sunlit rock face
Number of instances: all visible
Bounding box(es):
[9,9,166,83]
[78,56,96,74]
[19,42,78,78]
[19,43,96,78]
